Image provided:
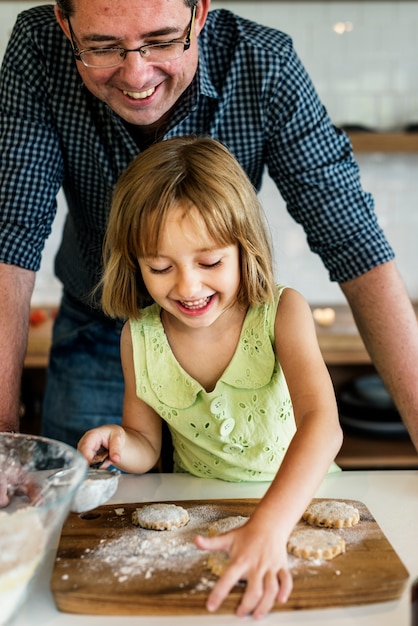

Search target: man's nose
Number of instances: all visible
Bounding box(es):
[118,50,153,78]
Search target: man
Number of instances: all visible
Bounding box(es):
[0,0,417,452]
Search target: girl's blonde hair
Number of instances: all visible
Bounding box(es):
[101,136,276,319]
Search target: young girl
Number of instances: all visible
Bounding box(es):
[78,136,343,619]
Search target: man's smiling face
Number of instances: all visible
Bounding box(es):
[55,0,208,128]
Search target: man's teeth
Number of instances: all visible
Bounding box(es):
[123,87,155,99]
[180,297,210,310]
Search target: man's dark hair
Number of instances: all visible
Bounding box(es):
[56,0,198,19]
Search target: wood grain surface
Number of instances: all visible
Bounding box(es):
[51,498,409,615]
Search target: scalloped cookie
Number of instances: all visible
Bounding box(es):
[207,551,230,576]
[206,551,248,582]
[131,503,189,531]
[302,500,360,529]
[208,515,249,537]
[287,528,345,561]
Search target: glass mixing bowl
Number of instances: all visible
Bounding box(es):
[0,432,87,625]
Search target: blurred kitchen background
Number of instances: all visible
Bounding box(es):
[1,0,417,306]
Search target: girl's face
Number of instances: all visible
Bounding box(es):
[138,206,241,329]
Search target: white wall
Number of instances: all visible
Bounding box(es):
[212,1,418,303]
[1,2,417,304]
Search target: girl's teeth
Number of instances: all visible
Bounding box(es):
[180,297,210,310]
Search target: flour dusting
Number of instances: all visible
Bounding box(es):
[53,499,375,602]
[81,504,222,591]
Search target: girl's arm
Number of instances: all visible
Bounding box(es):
[196,288,343,618]
[252,287,343,534]
[78,321,163,473]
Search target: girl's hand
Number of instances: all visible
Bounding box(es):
[77,424,125,468]
[194,521,293,619]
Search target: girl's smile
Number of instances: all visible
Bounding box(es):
[176,294,215,315]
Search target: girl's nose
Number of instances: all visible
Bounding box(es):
[176,268,201,298]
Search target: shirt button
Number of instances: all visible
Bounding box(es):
[223,443,244,454]
[219,418,235,437]
[210,397,226,414]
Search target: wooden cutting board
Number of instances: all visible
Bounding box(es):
[51,498,409,615]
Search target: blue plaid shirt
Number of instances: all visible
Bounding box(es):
[0,6,393,309]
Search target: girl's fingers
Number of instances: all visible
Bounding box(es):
[237,567,293,619]
[195,532,293,618]
[194,533,232,552]
[276,567,293,603]
[244,570,279,620]
[206,560,246,613]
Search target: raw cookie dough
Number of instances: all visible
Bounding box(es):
[207,551,231,576]
[206,516,249,578]
[208,515,249,536]
[131,503,190,530]
[0,509,47,625]
[303,500,360,529]
[287,528,345,561]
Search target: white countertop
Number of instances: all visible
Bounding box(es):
[12,470,418,626]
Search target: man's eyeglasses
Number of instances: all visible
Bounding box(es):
[67,6,196,68]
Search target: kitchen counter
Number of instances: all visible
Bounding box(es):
[312,301,418,365]
[24,302,418,368]
[13,470,418,626]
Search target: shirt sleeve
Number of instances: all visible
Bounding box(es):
[261,36,394,283]
[0,12,64,271]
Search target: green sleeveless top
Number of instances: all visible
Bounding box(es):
[130,285,339,481]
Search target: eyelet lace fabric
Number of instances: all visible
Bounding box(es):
[130,285,339,481]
